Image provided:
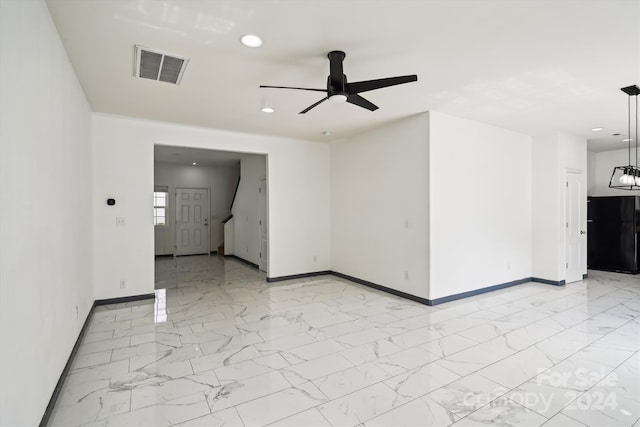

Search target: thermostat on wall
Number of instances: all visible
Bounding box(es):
[107,198,116,206]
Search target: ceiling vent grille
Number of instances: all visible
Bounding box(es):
[135,45,188,85]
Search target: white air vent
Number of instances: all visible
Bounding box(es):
[134,45,188,85]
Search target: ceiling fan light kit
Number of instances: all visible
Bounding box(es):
[260,50,417,114]
[609,84,640,190]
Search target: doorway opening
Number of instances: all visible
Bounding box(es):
[153,145,268,274]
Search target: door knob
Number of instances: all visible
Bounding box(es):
[580,230,586,235]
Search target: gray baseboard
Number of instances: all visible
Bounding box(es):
[267,271,331,282]
[224,254,259,270]
[40,293,155,426]
[531,277,566,286]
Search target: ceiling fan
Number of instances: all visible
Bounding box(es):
[260,50,418,114]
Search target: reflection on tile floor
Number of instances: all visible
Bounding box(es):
[48,256,640,427]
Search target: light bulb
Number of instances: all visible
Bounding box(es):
[621,174,635,185]
[329,94,347,103]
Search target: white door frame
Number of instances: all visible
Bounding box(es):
[175,187,210,256]
[258,176,268,273]
[564,169,586,283]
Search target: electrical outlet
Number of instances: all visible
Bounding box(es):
[120,280,126,289]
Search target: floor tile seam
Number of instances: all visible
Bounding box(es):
[517,348,640,422]
[591,300,640,323]
[201,389,215,416]
[457,393,552,424]
[344,388,456,426]
[339,373,463,426]
[279,355,360,385]
[556,411,590,427]
[224,360,408,421]
[78,338,132,359]
[128,385,218,414]
[474,369,587,419]
[209,380,330,422]
[576,348,640,393]
[308,369,392,401]
[314,406,335,427]
[534,295,599,316]
[587,316,640,349]
[231,406,248,427]
[477,327,621,394]
[187,345,277,374]
[524,387,585,421]
[316,380,408,424]
[427,309,570,362]
[434,323,572,380]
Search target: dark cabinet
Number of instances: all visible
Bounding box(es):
[587,196,640,274]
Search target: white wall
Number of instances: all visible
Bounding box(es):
[0,1,94,425]
[93,114,330,299]
[429,111,532,300]
[154,162,240,255]
[532,134,561,280]
[587,151,596,195]
[232,154,267,265]
[331,115,430,298]
[532,132,587,282]
[589,148,640,196]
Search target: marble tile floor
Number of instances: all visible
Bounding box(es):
[48,256,640,427]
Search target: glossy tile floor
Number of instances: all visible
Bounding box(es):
[48,256,640,427]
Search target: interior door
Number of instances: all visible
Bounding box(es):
[565,171,585,283]
[258,177,268,272]
[175,188,209,256]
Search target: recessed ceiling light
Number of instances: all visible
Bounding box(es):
[591,127,604,132]
[192,162,197,165]
[260,106,275,113]
[240,34,262,48]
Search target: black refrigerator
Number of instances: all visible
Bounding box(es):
[587,196,640,274]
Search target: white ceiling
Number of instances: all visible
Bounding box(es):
[46,0,639,151]
[154,145,245,167]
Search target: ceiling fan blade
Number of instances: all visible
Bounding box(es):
[346,75,418,94]
[346,94,378,111]
[260,85,326,92]
[299,97,329,114]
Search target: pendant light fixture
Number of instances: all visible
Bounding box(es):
[609,85,640,190]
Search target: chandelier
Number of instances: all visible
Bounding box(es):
[609,85,640,190]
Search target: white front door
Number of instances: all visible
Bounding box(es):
[565,171,585,283]
[258,177,268,272]
[175,188,209,256]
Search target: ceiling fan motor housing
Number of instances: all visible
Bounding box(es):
[327,50,347,95]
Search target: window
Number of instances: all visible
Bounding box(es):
[154,189,168,226]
